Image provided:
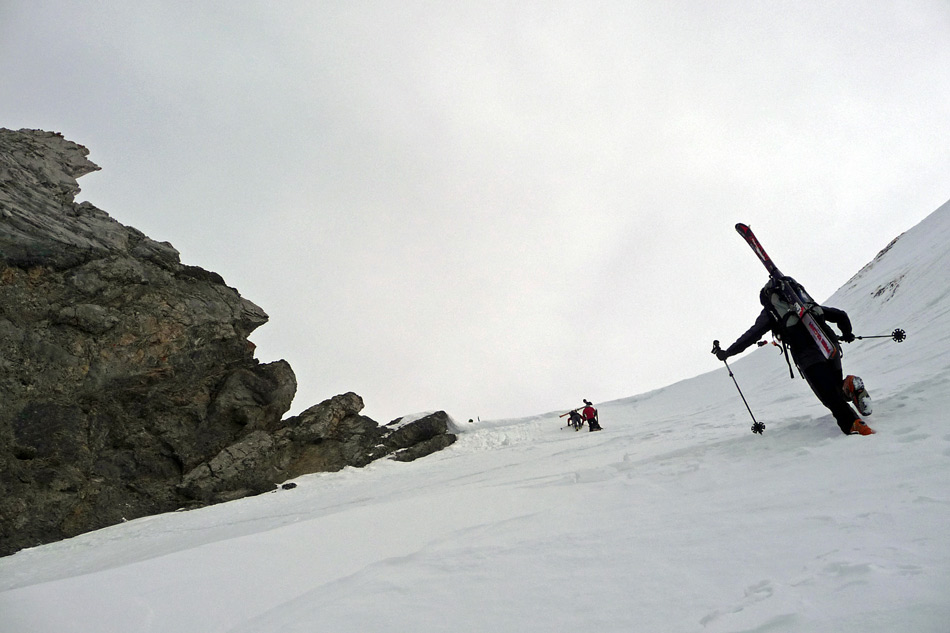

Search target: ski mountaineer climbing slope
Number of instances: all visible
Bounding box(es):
[568,409,584,431]
[582,400,602,432]
[714,224,875,436]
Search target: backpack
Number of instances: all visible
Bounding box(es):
[759,276,840,376]
[759,276,824,333]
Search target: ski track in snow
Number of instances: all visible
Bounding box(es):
[2,202,950,632]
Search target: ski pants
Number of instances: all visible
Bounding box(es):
[801,357,859,434]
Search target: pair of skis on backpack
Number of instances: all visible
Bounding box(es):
[737,223,840,360]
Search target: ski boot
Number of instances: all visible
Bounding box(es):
[843,375,873,416]
[850,419,876,436]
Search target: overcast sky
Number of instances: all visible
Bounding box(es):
[3,1,949,422]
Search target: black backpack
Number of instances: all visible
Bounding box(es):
[759,276,839,376]
[759,276,825,334]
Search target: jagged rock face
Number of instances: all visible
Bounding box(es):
[0,129,456,556]
[178,399,457,504]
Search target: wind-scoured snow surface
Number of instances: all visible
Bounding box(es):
[2,202,949,632]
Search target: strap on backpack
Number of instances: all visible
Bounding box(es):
[779,337,794,379]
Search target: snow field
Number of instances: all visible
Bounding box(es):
[2,202,949,632]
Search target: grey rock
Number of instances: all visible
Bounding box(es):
[384,411,458,462]
[55,303,119,334]
[390,433,457,462]
[0,129,456,556]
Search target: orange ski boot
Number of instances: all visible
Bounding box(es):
[850,419,876,436]
[843,375,873,416]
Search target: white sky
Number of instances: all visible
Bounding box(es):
[3,1,949,422]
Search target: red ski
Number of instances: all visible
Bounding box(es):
[735,224,839,360]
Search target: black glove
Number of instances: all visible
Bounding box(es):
[715,348,729,361]
[841,332,855,343]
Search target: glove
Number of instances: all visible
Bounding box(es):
[715,348,729,361]
[841,332,855,343]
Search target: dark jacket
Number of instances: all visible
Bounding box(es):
[724,305,852,369]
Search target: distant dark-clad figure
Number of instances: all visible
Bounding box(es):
[568,409,584,431]
[714,277,874,436]
[582,399,602,432]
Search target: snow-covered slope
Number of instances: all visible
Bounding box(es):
[2,201,949,633]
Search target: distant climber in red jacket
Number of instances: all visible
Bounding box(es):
[582,400,602,432]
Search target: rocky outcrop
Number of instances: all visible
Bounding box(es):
[0,129,456,556]
[178,399,457,503]
[384,411,459,462]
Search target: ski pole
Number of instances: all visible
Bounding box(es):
[711,340,765,434]
[853,328,906,343]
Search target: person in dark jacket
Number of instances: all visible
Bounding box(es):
[714,279,874,436]
[568,409,584,431]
